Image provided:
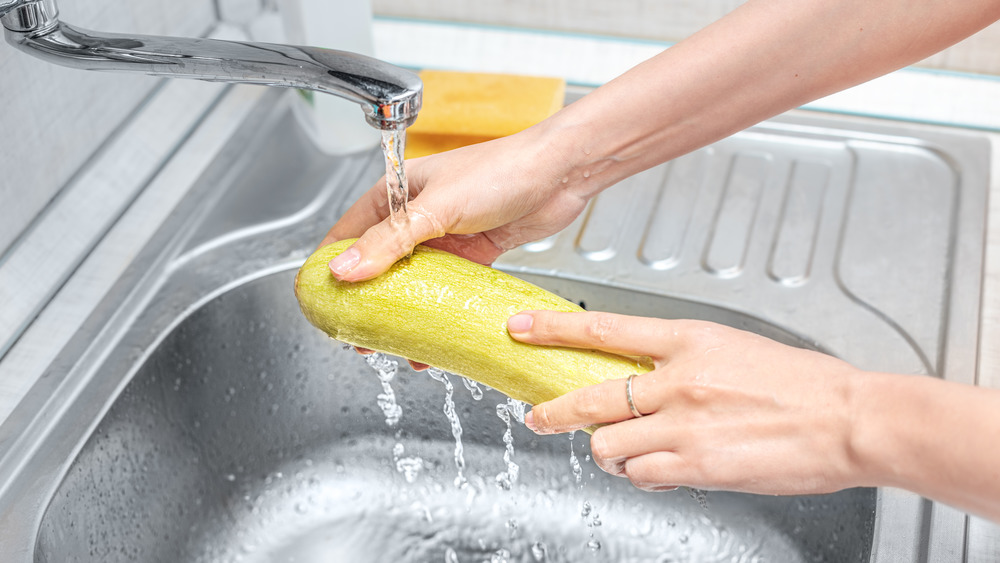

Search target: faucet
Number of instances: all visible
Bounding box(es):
[0,0,422,130]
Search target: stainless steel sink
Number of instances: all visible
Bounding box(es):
[32,270,876,562]
[0,89,991,561]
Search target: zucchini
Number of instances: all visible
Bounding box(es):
[294,239,651,407]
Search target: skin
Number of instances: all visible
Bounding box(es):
[322,0,1000,519]
[508,311,1000,521]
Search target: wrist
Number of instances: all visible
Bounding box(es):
[521,90,661,202]
[847,371,934,490]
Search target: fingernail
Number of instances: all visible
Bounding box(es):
[648,485,679,492]
[523,410,536,430]
[329,247,361,278]
[507,313,533,334]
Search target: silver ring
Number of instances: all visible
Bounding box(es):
[626,374,643,418]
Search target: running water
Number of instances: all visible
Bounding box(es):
[427,368,468,488]
[568,431,583,486]
[381,129,409,222]
[392,442,424,484]
[580,501,603,554]
[364,352,402,426]
[461,377,484,401]
[688,487,710,511]
[494,398,525,491]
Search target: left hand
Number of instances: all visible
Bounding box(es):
[506,310,871,495]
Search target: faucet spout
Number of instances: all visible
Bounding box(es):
[1,0,421,130]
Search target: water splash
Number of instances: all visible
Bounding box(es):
[505,518,519,540]
[427,368,467,488]
[530,541,548,561]
[581,501,603,554]
[586,539,602,553]
[365,352,402,426]
[568,431,583,485]
[688,487,710,511]
[494,399,525,490]
[461,377,484,401]
[392,442,423,484]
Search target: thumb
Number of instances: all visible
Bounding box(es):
[328,205,444,281]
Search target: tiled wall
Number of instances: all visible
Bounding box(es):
[371,0,1000,75]
[0,0,216,256]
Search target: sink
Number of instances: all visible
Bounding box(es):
[0,89,991,561]
[33,271,876,562]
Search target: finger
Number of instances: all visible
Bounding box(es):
[621,451,690,492]
[507,310,684,360]
[327,200,447,281]
[527,376,653,434]
[321,177,391,248]
[420,234,504,267]
[588,410,672,475]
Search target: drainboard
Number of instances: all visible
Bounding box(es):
[0,92,990,561]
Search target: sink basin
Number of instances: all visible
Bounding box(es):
[0,89,991,561]
[33,271,876,562]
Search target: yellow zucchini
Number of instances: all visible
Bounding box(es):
[294,239,650,407]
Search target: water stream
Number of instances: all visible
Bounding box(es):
[364,352,402,426]
[381,129,409,222]
[495,398,525,491]
[427,368,468,489]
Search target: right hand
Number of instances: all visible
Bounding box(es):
[320,126,591,282]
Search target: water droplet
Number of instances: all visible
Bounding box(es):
[366,353,403,426]
[505,518,519,539]
[530,542,548,561]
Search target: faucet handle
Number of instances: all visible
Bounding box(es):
[1,0,57,33]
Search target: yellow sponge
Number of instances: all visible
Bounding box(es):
[405,70,566,159]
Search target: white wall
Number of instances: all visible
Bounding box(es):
[371,0,1000,75]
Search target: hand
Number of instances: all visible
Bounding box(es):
[507,310,870,496]
[320,128,592,282]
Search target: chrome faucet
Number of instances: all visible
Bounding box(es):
[0,0,422,130]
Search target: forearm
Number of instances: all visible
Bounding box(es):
[535,0,1000,197]
[853,372,1000,520]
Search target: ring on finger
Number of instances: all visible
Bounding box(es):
[626,374,643,418]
